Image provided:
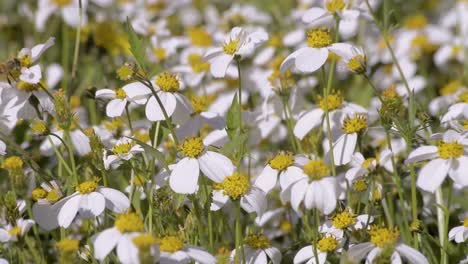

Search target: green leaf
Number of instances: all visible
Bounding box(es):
[125,18,147,71]
[226,93,240,139]
[126,136,168,170]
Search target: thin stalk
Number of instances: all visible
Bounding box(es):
[442,184,453,264]
[312,210,321,264]
[125,104,134,133]
[236,58,243,130]
[381,197,394,227]
[321,68,336,176]
[47,136,73,176]
[71,0,82,80]
[234,201,243,264]
[61,22,69,94]
[148,121,160,233]
[63,130,78,185]
[281,96,298,152]
[435,187,448,264]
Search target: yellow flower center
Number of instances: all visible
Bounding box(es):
[353,179,367,192]
[114,213,145,233]
[19,54,32,68]
[223,39,239,55]
[3,156,23,171]
[216,247,231,264]
[303,160,330,180]
[103,118,125,131]
[244,234,271,249]
[307,28,332,48]
[403,14,428,29]
[439,81,460,96]
[463,217,468,228]
[46,189,61,203]
[132,175,146,187]
[113,142,132,155]
[342,114,367,134]
[8,226,22,236]
[32,188,47,201]
[153,48,167,61]
[76,181,98,194]
[362,158,376,170]
[132,234,157,251]
[269,55,285,71]
[135,130,150,143]
[179,137,204,158]
[437,141,464,159]
[458,91,468,103]
[117,63,134,81]
[191,95,213,114]
[221,173,250,200]
[268,152,295,171]
[316,236,338,252]
[115,88,127,100]
[157,236,184,253]
[463,120,468,130]
[188,54,210,73]
[17,81,40,92]
[318,92,343,111]
[188,27,212,47]
[325,0,346,13]
[280,220,292,233]
[332,211,356,229]
[52,0,72,7]
[56,238,79,254]
[268,34,282,48]
[70,96,81,109]
[155,72,180,92]
[347,55,366,74]
[411,35,436,54]
[369,225,399,248]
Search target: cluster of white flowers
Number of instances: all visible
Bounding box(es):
[0,0,468,263]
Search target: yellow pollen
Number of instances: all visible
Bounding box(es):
[117,63,134,81]
[3,156,23,171]
[190,95,210,114]
[463,120,468,130]
[56,238,79,254]
[458,91,468,103]
[280,220,292,233]
[46,189,61,203]
[31,188,47,201]
[403,14,428,29]
[103,118,125,131]
[132,234,157,251]
[452,45,462,56]
[115,88,127,100]
[318,92,343,111]
[353,179,367,192]
[19,54,32,68]
[369,225,399,248]
[347,55,366,74]
[362,158,376,170]
[155,72,179,92]
[382,85,399,100]
[17,81,39,92]
[268,152,295,171]
[316,236,338,252]
[270,55,285,71]
[411,35,436,54]
[113,142,132,156]
[303,160,330,180]
[153,48,167,61]
[135,130,150,143]
[221,173,250,200]
[437,141,464,159]
[179,137,204,158]
[188,54,210,73]
[332,211,356,230]
[307,28,332,48]
[342,114,367,134]
[463,217,468,228]
[268,35,282,48]
[114,213,145,233]
[157,236,184,253]
[52,0,72,7]
[325,0,346,13]
[76,181,98,194]
[188,27,213,47]
[439,81,460,96]
[223,39,239,55]
[132,175,146,187]
[8,226,22,236]
[244,234,271,249]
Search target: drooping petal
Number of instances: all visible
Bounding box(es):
[116,235,139,264]
[209,54,233,78]
[199,151,235,182]
[254,165,278,193]
[294,109,324,140]
[290,179,308,213]
[416,158,450,193]
[58,194,81,228]
[293,245,313,264]
[448,156,468,187]
[295,48,329,73]
[347,242,375,262]
[331,133,357,166]
[98,187,130,213]
[186,246,216,264]
[106,99,126,117]
[265,247,282,264]
[170,158,200,194]
[395,244,429,264]
[80,192,105,216]
[93,228,122,260]
[406,146,438,164]
[145,93,177,121]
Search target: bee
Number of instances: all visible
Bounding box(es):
[0,58,21,84]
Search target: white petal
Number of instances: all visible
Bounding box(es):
[347,242,375,262]
[396,244,429,264]
[254,165,278,193]
[280,48,302,74]
[32,203,59,231]
[265,247,281,264]
[58,194,81,228]
[294,109,324,140]
[210,190,229,211]
[241,188,267,216]
[170,158,200,194]
[93,228,121,260]
[122,82,152,104]
[199,151,235,182]
[117,236,139,264]
[448,156,468,187]
[417,159,450,193]
[332,133,357,166]
[302,7,328,23]
[406,146,438,164]
[106,99,126,117]
[290,179,308,213]
[294,245,313,264]
[209,54,233,78]
[279,166,307,190]
[145,93,177,121]
[295,48,328,73]
[95,89,116,99]
[366,247,382,263]
[70,130,91,156]
[80,192,105,216]
[98,187,130,213]
[186,246,216,264]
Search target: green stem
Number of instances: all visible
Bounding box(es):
[234,201,244,264]
[236,58,243,131]
[125,104,134,133]
[281,97,298,152]
[61,22,69,94]
[47,136,73,176]
[71,0,82,80]
[63,130,78,186]
[321,68,336,176]
[435,187,448,264]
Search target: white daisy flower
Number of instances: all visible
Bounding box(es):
[95,82,151,118]
[294,234,341,264]
[144,71,193,124]
[319,209,374,239]
[56,181,130,228]
[204,26,268,78]
[348,225,428,264]
[35,0,87,32]
[157,236,216,264]
[406,130,468,192]
[448,214,468,243]
[0,218,35,242]
[17,37,55,68]
[345,152,377,182]
[31,181,64,231]
[329,113,368,166]
[282,158,337,215]
[103,138,144,169]
[173,48,211,87]
[230,234,281,264]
